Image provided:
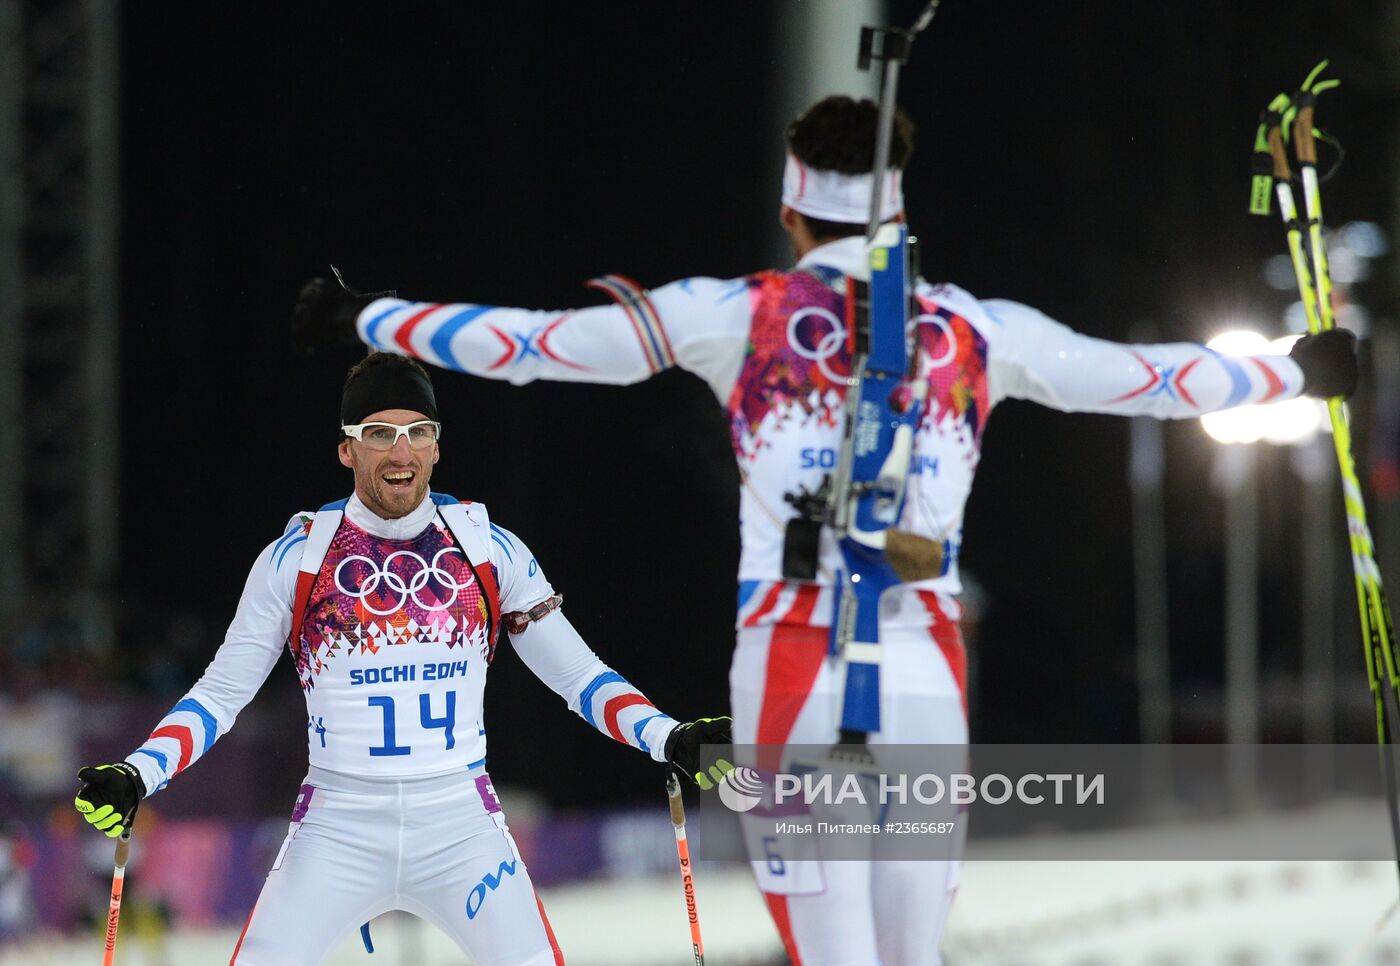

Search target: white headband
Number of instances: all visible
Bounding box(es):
[781,154,904,225]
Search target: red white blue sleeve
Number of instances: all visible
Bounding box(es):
[123,517,302,795]
[353,275,753,400]
[491,524,678,761]
[980,299,1305,418]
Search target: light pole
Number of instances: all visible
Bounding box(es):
[1201,331,1326,807]
[1129,323,1174,812]
[1292,432,1336,796]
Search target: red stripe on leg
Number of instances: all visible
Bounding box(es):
[533,890,565,965]
[742,583,786,627]
[763,892,803,966]
[602,693,656,744]
[785,584,821,625]
[228,901,257,964]
[755,624,827,772]
[919,591,969,717]
[150,725,195,774]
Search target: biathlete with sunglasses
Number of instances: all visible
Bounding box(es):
[291,97,1360,965]
[72,352,730,965]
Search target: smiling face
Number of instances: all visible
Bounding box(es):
[338,408,439,519]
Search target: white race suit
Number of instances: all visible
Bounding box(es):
[351,235,1306,964]
[125,491,678,965]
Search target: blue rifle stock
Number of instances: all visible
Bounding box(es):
[830,222,925,739]
[827,4,939,744]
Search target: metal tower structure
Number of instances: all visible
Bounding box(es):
[0,0,120,645]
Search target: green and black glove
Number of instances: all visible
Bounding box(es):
[665,717,735,790]
[74,763,146,838]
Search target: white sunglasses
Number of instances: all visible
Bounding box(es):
[342,420,442,451]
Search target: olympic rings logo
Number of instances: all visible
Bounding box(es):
[333,547,473,616]
[786,307,849,383]
[787,308,959,381]
[914,314,958,371]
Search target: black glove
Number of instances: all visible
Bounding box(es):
[74,763,146,838]
[1290,328,1358,399]
[290,276,379,355]
[665,717,735,790]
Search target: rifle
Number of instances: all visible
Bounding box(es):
[826,1,941,745]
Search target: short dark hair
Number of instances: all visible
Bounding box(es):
[344,351,433,387]
[785,95,915,241]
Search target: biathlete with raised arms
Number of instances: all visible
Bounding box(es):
[290,97,1357,965]
[72,352,730,965]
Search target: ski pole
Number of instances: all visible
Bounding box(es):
[1287,63,1396,689]
[1290,64,1400,910]
[102,827,132,966]
[1258,91,1385,692]
[1269,67,1400,718]
[1253,66,1400,903]
[666,773,704,966]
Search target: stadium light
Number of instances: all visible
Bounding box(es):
[1200,331,1325,446]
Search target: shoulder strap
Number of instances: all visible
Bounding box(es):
[285,497,503,655]
[437,501,502,647]
[288,501,346,659]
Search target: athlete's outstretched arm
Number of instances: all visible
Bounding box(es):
[980,299,1347,418]
[123,520,302,794]
[74,520,302,836]
[352,277,754,399]
[508,608,732,787]
[488,522,679,759]
[509,608,680,761]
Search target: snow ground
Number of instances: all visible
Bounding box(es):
[9,801,1400,965]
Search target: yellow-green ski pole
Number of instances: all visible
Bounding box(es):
[1259,92,1386,706]
[1253,65,1400,915]
[1290,63,1397,692]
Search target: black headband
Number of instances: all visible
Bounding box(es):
[341,358,439,426]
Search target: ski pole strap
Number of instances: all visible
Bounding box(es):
[1250,93,1293,215]
[1249,116,1275,216]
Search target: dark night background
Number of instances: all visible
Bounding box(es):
[109,2,1400,810]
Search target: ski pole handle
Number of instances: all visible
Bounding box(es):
[666,773,705,965]
[1267,120,1292,182]
[668,772,686,829]
[103,828,131,966]
[1293,101,1318,166]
